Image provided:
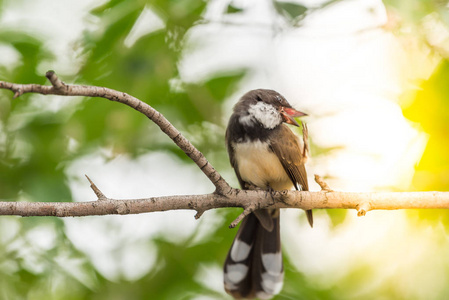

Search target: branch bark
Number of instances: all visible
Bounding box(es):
[0,72,447,227]
[0,187,448,223]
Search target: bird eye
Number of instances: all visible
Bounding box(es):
[275,95,282,102]
[256,95,262,102]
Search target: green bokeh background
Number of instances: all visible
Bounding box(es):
[1,0,449,299]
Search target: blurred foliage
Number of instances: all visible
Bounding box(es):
[383,0,449,53]
[403,59,449,226]
[384,0,449,24]
[404,60,449,189]
[1,0,449,299]
[383,0,449,226]
[0,30,64,203]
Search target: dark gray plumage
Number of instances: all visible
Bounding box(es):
[224,89,311,299]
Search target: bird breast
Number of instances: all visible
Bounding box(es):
[233,140,293,191]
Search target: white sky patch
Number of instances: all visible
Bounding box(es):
[8,235,45,274]
[0,43,21,71]
[124,5,165,48]
[301,0,388,35]
[421,13,449,48]
[0,0,104,118]
[64,150,217,281]
[310,98,428,191]
[54,250,98,291]
[179,24,272,84]
[282,210,449,299]
[0,217,20,244]
[1,0,104,75]
[194,263,229,296]
[25,224,57,251]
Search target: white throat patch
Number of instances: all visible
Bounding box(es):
[246,102,282,129]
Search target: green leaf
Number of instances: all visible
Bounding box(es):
[274,1,308,24]
[227,4,243,14]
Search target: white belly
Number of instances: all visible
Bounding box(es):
[233,141,293,191]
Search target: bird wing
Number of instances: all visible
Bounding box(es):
[270,124,313,227]
[269,124,309,192]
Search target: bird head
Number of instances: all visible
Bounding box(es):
[235,89,307,129]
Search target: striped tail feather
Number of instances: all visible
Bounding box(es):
[224,209,283,299]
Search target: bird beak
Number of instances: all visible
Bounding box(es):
[280,107,307,127]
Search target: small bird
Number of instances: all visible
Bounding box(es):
[223,89,312,299]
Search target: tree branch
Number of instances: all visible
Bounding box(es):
[0,186,448,220]
[0,72,447,227]
[0,71,231,194]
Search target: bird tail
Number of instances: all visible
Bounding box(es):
[224,209,283,299]
[306,209,313,228]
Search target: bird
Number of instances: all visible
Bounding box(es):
[223,89,312,299]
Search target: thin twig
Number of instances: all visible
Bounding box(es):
[314,175,333,192]
[302,122,309,159]
[229,203,257,228]
[46,70,65,90]
[85,175,107,200]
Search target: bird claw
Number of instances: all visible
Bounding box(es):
[265,185,276,206]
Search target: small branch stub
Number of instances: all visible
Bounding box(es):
[357,202,371,216]
[13,89,21,99]
[314,174,333,192]
[46,70,65,90]
[195,210,205,219]
[85,175,107,200]
[230,203,257,228]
